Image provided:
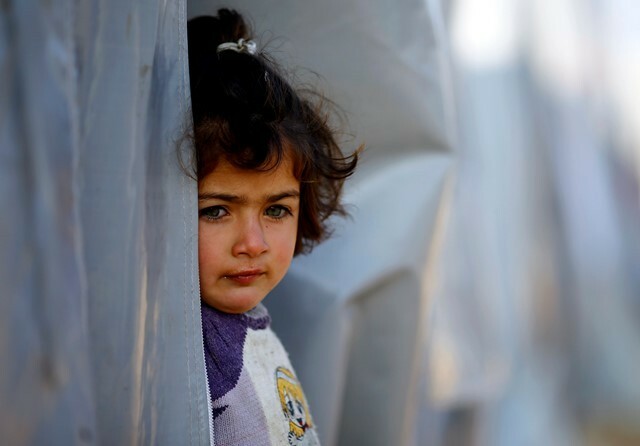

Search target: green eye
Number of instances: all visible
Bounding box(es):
[200,206,228,220]
[265,206,288,219]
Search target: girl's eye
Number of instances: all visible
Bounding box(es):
[199,206,228,221]
[265,205,290,219]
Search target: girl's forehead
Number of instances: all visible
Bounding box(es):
[198,157,299,195]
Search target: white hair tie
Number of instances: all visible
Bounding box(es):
[216,38,257,55]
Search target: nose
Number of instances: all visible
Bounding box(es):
[232,216,269,258]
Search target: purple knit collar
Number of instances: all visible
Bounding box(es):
[201,303,271,402]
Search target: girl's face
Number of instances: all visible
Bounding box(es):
[198,156,300,313]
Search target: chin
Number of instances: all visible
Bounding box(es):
[204,290,265,314]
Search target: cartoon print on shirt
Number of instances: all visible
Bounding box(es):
[276,367,313,445]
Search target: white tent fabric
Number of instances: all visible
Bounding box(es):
[1,1,211,444]
[1,2,97,443]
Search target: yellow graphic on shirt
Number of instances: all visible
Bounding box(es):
[275,367,313,444]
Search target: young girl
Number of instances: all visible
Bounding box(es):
[187,9,359,445]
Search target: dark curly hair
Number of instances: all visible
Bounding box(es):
[187,9,360,255]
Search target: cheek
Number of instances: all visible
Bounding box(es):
[269,221,298,267]
[198,224,224,270]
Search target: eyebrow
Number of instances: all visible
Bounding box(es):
[198,189,300,204]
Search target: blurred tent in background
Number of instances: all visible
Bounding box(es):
[2,0,639,445]
[420,0,640,445]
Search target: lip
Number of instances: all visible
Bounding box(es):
[223,269,265,285]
